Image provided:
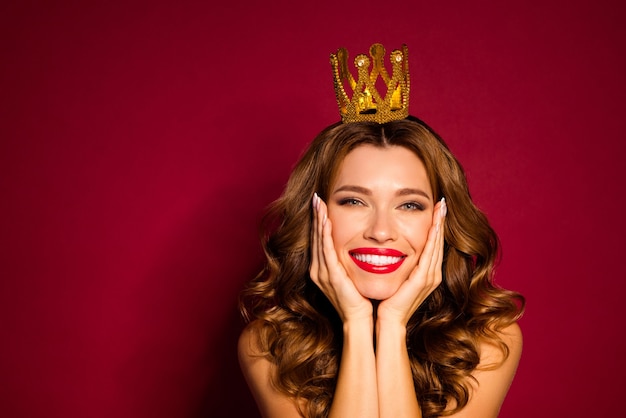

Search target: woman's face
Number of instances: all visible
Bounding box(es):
[327,144,434,300]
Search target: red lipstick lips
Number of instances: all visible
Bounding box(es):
[349,248,406,274]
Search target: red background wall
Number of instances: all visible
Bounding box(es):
[1,1,624,417]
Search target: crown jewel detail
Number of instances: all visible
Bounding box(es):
[330,43,410,124]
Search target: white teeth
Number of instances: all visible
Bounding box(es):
[352,253,402,266]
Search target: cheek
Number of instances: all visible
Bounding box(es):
[328,210,353,247]
[327,208,371,256]
[403,219,432,252]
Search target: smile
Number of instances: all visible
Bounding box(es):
[349,248,406,274]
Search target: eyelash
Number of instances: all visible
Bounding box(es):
[337,198,425,211]
[399,201,425,211]
[337,198,364,207]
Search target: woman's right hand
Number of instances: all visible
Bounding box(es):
[309,193,373,323]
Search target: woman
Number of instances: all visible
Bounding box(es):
[239,45,524,418]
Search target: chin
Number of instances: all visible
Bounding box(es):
[353,279,403,301]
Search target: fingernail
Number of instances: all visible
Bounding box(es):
[440,197,447,218]
[313,193,319,210]
[322,214,327,226]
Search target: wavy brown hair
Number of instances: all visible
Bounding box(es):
[240,116,524,418]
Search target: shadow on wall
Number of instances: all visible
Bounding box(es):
[199,305,261,418]
[118,182,272,418]
[117,109,311,417]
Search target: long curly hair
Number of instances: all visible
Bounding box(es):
[240,116,524,418]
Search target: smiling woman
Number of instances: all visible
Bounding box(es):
[328,145,434,300]
[238,44,524,418]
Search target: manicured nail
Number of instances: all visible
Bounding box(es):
[313,193,319,210]
[440,197,447,218]
[322,213,327,226]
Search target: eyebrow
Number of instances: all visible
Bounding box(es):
[333,185,432,200]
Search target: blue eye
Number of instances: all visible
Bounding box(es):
[338,198,364,206]
[400,202,425,211]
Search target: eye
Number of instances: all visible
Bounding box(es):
[337,198,364,207]
[398,201,425,211]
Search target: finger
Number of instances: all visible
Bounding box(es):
[321,214,343,285]
[309,194,319,281]
[427,199,446,280]
[310,193,323,285]
[436,198,446,257]
[317,198,355,292]
[423,200,445,295]
[409,198,445,286]
[315,195,331,287]
[316,199,339,268]
[417,203,442,275]
[430,199,446,285]
[316,200,368,312]
[427,198,447,288]
[317,198,332,275]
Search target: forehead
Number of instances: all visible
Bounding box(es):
[332,145,431,193]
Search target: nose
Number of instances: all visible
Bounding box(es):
[364,209,397,243]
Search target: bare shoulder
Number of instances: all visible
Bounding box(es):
[480,321,523,368]
[238,320,302,418]
[501,321,523,356]
[238,320,263,361]
[447,322,523,418]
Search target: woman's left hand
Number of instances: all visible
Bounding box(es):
[377,198,447,326]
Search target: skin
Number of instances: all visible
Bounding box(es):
[239,144,522,418]
[326,145,435,301]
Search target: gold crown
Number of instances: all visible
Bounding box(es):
[330,43,410,124]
